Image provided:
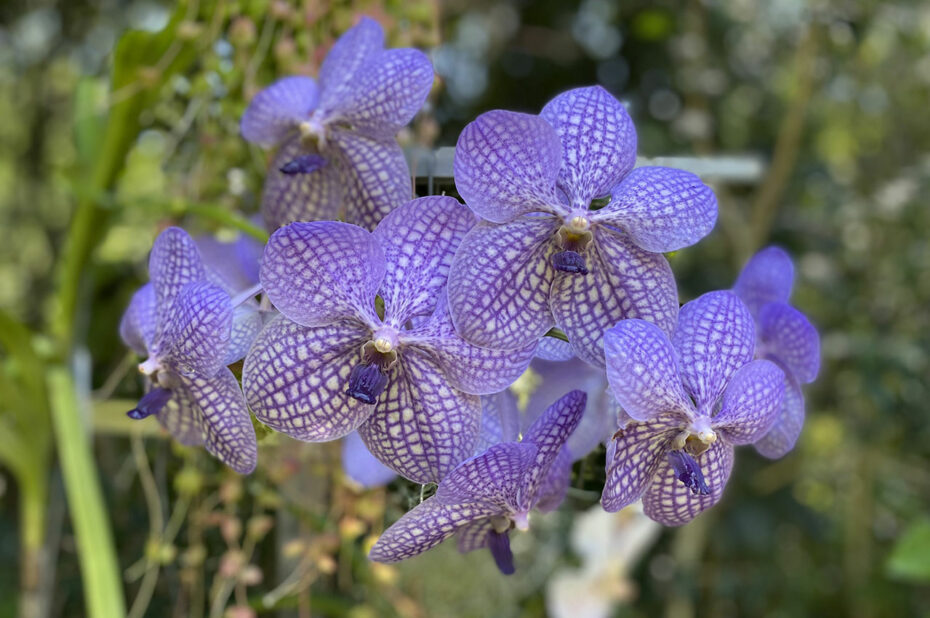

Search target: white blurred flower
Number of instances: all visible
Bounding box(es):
[547,503,660,618]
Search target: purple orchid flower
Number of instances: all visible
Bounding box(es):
[601,290,786,525]
[369,390,587,574]
[242,196,536,484]
[119,227,261,474]
[733,246,821,458]
[240,17,434,232]
[448,86,718,367]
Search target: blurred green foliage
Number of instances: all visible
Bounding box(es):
[1,0,930,616]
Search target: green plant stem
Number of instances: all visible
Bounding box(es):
[171,201,268,243]
[47,366,126,617]
[545,327,570,342]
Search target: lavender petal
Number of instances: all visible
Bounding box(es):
[526,357,614,460]
[329,128,412,231]
[595,166,717,253]
[520,390,586,506]
[534,445,573,512]
[603,319,692,423]
[642,440,734,526]
[551,226,679,367]
[318,18,385,113]
[241,76,318,147]
[261,136,342,231]
[759,301,820,383]
[754,373,805,459]
[242,315,374,441]
[374,196,477,325]
[540,86,637,207]
[475,390,521,453]
[673,290,755,411]
[456,518,494,553]
[157,281,232,378]
[196,234,263,293]
[183,367,258,474]
[487,529,516,575]
[407,297,536,395]
[601,416,678,512]
[435,441,537,508]
[713,359,785,445]
[448,217,560,350]
[156,386,204,446]
[331,48,434,139]
[369,499,494,563]
[534,337,576,361]
[454,110,565,223]
[149,227,208,323]
[342,431,397,488]
[261,221,384,327]
[733,246,794,316]
[120,283,157,356]
[224,304,263,366]
[358,349,483,484]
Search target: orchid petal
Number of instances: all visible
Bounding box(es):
[158,281,232,377]
[435,441,537,508]
[358,349,482,484]
[407,298,536,395]
[534,337,575,361]
[224,305,263,366]
[525,357,614,460]
[196,234,263,293]
[733,246,794,316]
[120,283,156,356]
[456,518,494,553]
[242,315,374,441]
[182,367,258,474]
[673,290,755,411]
[331,48,434,139]
[149,227,208,324]
[318,18,385,112]
[261,136,342,231]
[241,76,318,147]
[342,431,397,488]
[329,128,411,231]
[156,386,204,446]
[552,226,679,367]
[754,373,805,459]
[374,196,477,325]
[601,416,679,512]
[475,390,521,453]
[454,110,564,223]
[759,302,820,383]
[714,360,785,445]
[261,221,384,327]
[540,86,637,206]
[369,499,494,563]
[603,319,692,422]
[448,217,560,350]
[520,390,586,505]
[642,440,734,526]
[594,166,717,253]
[534,445,573,512]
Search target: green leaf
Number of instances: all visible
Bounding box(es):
[887,518,930,582]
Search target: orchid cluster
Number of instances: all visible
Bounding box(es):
[120,17,820,575]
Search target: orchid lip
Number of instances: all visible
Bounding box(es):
[345,362,388,404]
[552,250,589,274]
[127,387,172,420]
[668,450,711,496]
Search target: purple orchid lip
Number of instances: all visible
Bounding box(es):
[126,387,172,420]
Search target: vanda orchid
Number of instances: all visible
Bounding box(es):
[115,13,824,602]
[448,86,718,367]
[241,17,434,231]
[242,196,536,484]
[120,227,261,474]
